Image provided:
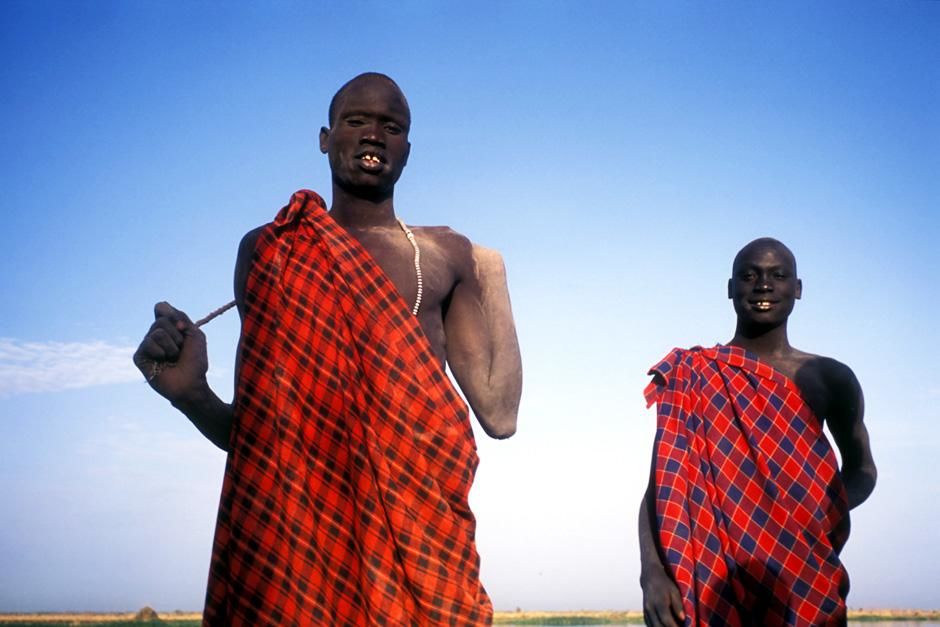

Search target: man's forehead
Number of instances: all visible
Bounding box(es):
[334,77,410,118]
[733,239,796,270]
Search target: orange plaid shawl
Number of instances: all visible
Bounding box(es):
[203,190,492,626]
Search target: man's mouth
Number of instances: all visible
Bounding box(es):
[357,152,385,169]
[750,300,776,311]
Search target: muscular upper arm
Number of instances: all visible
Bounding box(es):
[823,360,874,472]
[823,360,863,439]
[234,226,265,319]
[231,226,264,395]
[442,231,522,438]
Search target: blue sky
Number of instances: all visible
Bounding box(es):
[1,0,937,613]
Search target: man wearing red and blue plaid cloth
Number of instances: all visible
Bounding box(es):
[638,238,877,627]
[134,73,522,625]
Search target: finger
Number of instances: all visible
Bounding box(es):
[654,610,678,627]
[132,345,151,370]
[148,317,184,346]
[177,323,207,364]
[653,599,679,627]
[149,328,181,361]
[134,336,169,365]
[643,605,660,627]
[668,587,686,621]
[644,600,670,627]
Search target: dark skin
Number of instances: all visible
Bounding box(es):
[133,73,523,449]
[638,238,877,627]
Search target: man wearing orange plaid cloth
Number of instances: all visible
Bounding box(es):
[638,238,877,627]
[134,73,522,625]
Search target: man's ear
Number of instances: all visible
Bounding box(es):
[727,278,733,299]
[402,140,411,168]
[795,278,803,300]
[319,126,330,154]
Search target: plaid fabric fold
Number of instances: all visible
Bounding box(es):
[644,346,850,626]
[203,190,492,626]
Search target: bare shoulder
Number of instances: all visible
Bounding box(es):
[411,225,508,285]
[793,348,860,394]
[412,225,475,275]
[818,356,861,393]
[413,225,472,253]
[235,226,267,273]
[238,225,266,257]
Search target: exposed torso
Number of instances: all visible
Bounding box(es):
[342,224,467,366]
[236,220,470,368]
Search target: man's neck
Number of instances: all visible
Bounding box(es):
[328,183,397,228]
[727,322,793,359]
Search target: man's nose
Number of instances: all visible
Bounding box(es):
[755,276,773,291]
[359,122,385,145]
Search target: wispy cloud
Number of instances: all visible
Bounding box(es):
[0,338,139,397]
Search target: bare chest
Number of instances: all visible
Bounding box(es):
[347,228,459,362]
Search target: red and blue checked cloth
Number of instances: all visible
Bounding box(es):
[203,190,492,626]
[645,346,850,626]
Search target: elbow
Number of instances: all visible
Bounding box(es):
[487,424,516,440]
[469,395,520,440]
[479,415,517,440]
[865,461,878,492]
[842,460,878,509]
[851,456,878,487]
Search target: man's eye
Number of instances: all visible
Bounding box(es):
[346,119,364,126]
[385,124,402,134]
[774,273,787,279]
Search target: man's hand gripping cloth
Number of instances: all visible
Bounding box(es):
[203,190,492,626]
[644,346,850,627]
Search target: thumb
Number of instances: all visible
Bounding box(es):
[179,316,207,356]
[179,315,209,375]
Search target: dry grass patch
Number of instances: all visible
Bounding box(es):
[493,610,643,625]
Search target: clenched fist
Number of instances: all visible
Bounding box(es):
[133,301,209,404]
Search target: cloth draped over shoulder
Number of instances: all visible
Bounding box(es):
[203,190,492,626]
[644,345,850,626]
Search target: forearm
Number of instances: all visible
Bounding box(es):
[450,247,522,439]
[170,380,234,451]
[834,413,876,509]
[478,321,522,434]
[639,486,667,581]
[477,250,523,427]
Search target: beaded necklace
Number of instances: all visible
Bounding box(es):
[397,218,423,316]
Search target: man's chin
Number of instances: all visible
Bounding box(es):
[335,176,394,198]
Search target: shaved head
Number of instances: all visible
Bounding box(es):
[328,72,410,127]
[733,238,797,277]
